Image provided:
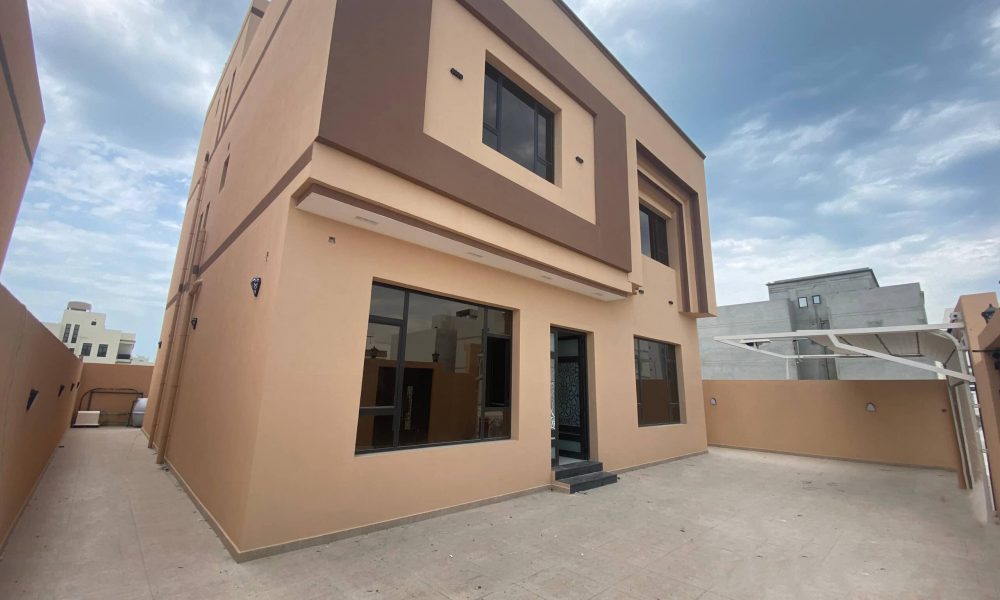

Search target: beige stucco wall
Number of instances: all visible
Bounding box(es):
[0,0,44,272]
[703,380,962,471]
[959,293,1000,518]
[424,0,597,223]
[145,0,334,548]
[150,0,714,557]
[76,363,154,425]
[0,285,82,549]
[233,207,707,553]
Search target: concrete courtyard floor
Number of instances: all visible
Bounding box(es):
[1,429,999,600]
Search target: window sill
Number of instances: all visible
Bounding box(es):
[638,422,686,429]
[355,436,514,456]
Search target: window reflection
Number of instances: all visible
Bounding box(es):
[634,338,681,426]
[356,285,514,452]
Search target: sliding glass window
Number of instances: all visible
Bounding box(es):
[634,337,682,426]
[356,284,513,453]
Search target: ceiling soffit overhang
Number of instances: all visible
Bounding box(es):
[296,183,630,301]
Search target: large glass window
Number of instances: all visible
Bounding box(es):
[482,64,555,182]
[634,337,681,426]
[356,284,514,453]
[639,204,669,266]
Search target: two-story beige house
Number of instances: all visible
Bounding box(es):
[145,0,716,561]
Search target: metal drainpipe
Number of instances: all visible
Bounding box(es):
[147,155,210,456]
[154,228,205,465]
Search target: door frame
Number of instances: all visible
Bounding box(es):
[550,327,590,465]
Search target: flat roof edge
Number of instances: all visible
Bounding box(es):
[767,268,876,287]
[550,0,706,160]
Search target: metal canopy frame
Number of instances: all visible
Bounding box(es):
[713,321,997,519]
[714,323,975,382]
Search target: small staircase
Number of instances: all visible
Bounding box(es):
[551,460,618,493]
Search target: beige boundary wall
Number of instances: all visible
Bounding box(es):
[76,363,154,426]
[703,379,962,471]
[0,285,82,551]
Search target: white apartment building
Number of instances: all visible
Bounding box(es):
[45,301,138,364]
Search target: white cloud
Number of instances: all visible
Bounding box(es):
[712,230,1000,316]
[712,112,852,170]
[818,100,1000,215]
[27,0,230,118]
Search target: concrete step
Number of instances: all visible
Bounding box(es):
[552,460,603,480]
[551,470,619,494]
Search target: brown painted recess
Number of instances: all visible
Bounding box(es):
[318,0,632,272]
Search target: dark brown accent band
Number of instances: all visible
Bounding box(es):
[0,35,33,164]
[218,0,292,148]
[184,0,294,210]
[637,142,710,314]
[198,145,313,275]
[549,0,704,159]
[320,0,632,272]
[297,182,630,299]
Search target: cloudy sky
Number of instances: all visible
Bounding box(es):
[3,0,999,358]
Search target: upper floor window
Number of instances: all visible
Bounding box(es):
[81,343,92,357]
[62,324,71,343]
[71,324,80,343]
[97,344,108,358]
[219,156,230,191]
[639,204,669,266]
[482,64,554,182]
[798,297,808,308]
[812,295,822,305]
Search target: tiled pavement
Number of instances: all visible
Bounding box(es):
[2,428,999,599]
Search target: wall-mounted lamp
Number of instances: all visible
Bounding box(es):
[710,397,717,406]
[450,68,464,80]
[865,402,876,413]
[191,317,199,330]
[575,156,584,164]
[251,277,262,298]
[983,303,996,323]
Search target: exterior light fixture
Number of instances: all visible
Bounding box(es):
[450,67,464,80]
[575,156,584,164]
[354,216,378,226]
[251,277,262,298]
[866,402,876,413]
[710,397,717,406]
[983,303,996,323]
[191,317,198,330]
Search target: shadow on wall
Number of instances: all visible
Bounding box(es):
[0,284,83,551]
[703,379,962,473]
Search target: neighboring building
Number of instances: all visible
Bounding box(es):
[45,301,138,364]
[699,268,931,380]
[0,0,45,272]
[144,0,715,559]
